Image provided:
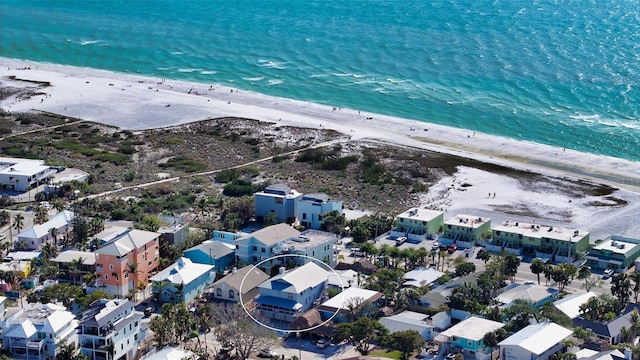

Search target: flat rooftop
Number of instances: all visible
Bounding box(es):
[492,220,588,242]
[397,208,443,222]
[445,214,491,229]
[278,229,336,251]
[591,237,640,256]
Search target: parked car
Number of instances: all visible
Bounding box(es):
[396,236,407,246]
[447,243,458,254]
[603,268,614,279]
[476,249,487,259]
[316,337,329,349]
[431,242,441,250]
[258,349,278,358]
[0,233,6,240]
[144,306,155,317]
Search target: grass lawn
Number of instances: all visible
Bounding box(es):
[369,349,403,360]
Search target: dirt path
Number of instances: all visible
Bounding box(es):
[80,138,345,201]
[0,119,86,141]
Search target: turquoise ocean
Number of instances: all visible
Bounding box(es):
[1,0,639,161]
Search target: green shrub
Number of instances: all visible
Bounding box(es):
[215,169,239,183]
[159,157,207,173]
[223,179,256,197]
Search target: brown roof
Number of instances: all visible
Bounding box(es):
[212,265,269,294]
[289,309,322,330]
[352,260,378,275]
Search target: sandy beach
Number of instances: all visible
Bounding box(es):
[2,57,640,190]
[2,57,640,240]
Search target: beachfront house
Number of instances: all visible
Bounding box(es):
[210,265,270,306]
[93,227,161,298]
[254,183,303,223]
[78,299,145,360]
[585,235,640,272]
[442,214,492,248]
[498,323,573,360]
[487,220,589,261]
[0,157,57,192]
[296,193,343,230]
[438,316,506,360]
[16,210,74,250]
[235,224,337,271]
[390,208,444,243]
[150,257,215,304]
[255,262,330,323]
[1,303,78,360]
[182,240,235,274]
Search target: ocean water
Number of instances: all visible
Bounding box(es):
[1,0,639,161]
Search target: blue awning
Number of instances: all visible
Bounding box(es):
[255,296,301,310]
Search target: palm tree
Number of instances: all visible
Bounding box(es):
[68,257,84,286]
[378,244,390,268]
[127,262,140,297]
[13,213,24,234]
[530,258,545,284]
[137,281,147,302]
[41,242,58,262]
[0,210,10,226]
[631,271,640,303]
[152,280,168,302]
[34,206,48,224]
[48,227,59,245]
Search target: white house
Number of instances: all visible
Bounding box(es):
[255,262,331,323]
[403,268,444,288]
[78,299,145,360]
[16,210,74,250]
[316,287,382,322]
[380,310,450,340]
[1,303,78,360]
[0,157,57,192]
[496,282,559,309]
[499,322,573,360]
[553,291,597,319]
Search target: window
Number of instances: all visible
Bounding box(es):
[105,275,109,280]
[109,264,114,270]
[124,273,129,278]
[216,288,222,297]
[229,290,235,299]
[253,246,257,251]
[275,198,283,204]
[302,213,307,220]
[261,248,265,253]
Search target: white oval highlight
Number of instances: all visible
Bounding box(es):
[239,254,345,333]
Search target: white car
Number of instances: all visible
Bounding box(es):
[603,268,614,278]
[316,338,329,349]
[0,234,6,240]
[258,349,278,358]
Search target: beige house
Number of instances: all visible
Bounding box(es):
[210,265,269,306]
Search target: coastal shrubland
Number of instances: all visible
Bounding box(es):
[0,110,624,226]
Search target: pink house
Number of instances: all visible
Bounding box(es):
[94,228,160,298]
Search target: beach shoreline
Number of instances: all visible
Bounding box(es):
[2,56,640,192]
